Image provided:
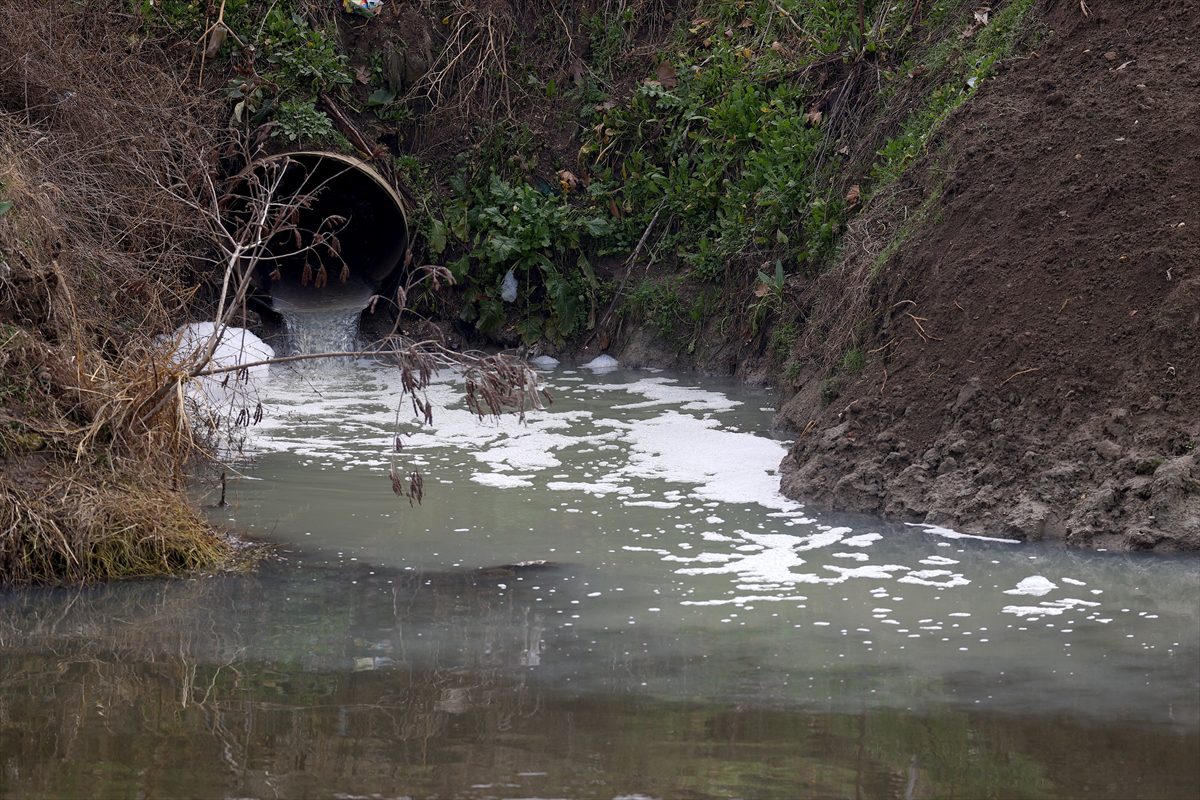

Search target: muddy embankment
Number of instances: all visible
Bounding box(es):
[774,0,1200,551]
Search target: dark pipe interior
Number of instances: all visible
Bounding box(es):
[258,153,408,295]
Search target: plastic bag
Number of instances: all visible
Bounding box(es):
[501,268,518,303]
[342,0,383,17]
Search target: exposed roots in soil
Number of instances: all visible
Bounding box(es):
[406,0,524,125]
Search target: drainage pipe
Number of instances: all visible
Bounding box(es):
[253,151,409,292]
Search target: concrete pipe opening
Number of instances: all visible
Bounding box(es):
[252,150,408,296]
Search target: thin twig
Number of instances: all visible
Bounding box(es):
[1000,367,1041,386]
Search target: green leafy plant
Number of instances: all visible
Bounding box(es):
[260,10,353,94]
[272,98,335,143]
[446,174,614,344]
[750,259,787,335]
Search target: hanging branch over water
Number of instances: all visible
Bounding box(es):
[146,133,548,505]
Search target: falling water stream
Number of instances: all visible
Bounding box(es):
[1,302,1198,800]
[272,280,374,355]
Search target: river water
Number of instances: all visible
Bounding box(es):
[1,323,1198,798]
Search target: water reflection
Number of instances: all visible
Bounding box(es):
[2,562,1196,800]
[2,366,1199,799]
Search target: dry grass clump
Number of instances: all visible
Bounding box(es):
[0,4,239,585]
[407,0,674,132]
[0,475,230,585]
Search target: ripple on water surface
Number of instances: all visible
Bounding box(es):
[214,361,1200,723]
[3,361,1198,800]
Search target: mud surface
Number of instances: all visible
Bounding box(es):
[780,0,1200,551]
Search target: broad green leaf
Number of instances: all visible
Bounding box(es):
[429,219,447,255]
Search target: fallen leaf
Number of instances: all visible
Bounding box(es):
[557,169,580,193]
[754,283,770,298]
[739,17,754,28]
[974,7,990,24]
[354,65,371,84]
[805,107,823,126]
[656,60,678,88]
[845,184,862,206]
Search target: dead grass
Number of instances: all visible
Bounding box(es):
[0,3,240,585]
[0,3,555,583]
[406,0,675,137]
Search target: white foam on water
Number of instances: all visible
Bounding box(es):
[594,376,742,412]
[168,322,274,372]
[166,322,274,408]
[239,359,1178,652]
[165,323,274,459]
[1004,576,1058,597]
[825,564,912,582]
[618,412,800,511]
[547,481,632,497]
[581,354,619,371]
[898,569,971,588]
[681,594,809,607]
[1003,598,1102,618]
[674,532,813,587]
[907,523,1019,543]
[471,473,534,489]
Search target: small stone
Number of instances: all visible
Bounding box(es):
[1094,439,1123,460]
[1104,51,1118,62]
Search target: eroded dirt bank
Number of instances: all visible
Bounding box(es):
[778,0,1200,551]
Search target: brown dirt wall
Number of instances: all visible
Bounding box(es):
[777,0,1200,551]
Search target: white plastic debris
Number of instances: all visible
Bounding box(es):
[168,323,273,375]
[501,268,518,302]
[164,323,274,407]
[1003,575,1058,597]
[529,355,560,370]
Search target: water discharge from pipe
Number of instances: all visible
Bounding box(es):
[249,152,408,350]
[271,280,375,356]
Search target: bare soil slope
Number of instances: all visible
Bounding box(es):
[780,0,1200,550]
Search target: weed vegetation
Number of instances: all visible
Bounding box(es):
[0,3,238,583]
[0,0,1042,582]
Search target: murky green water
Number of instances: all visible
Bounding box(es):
[2,361,1198,799]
